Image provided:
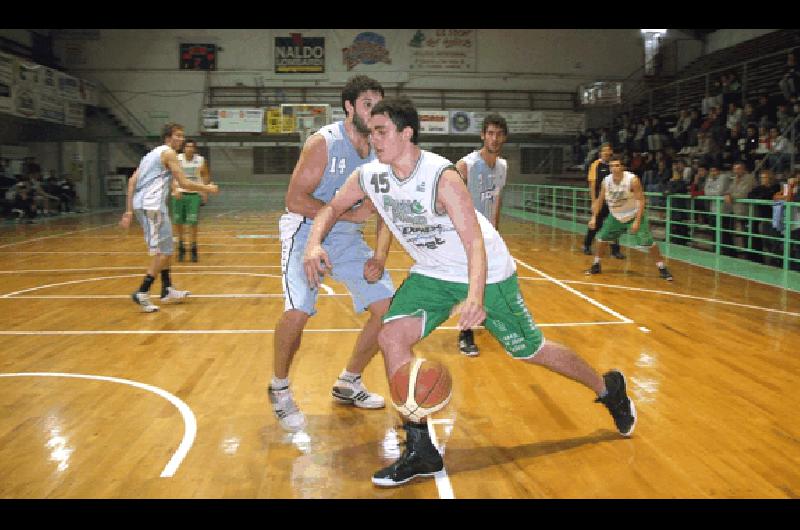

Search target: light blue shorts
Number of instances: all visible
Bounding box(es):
[280,215,394,316]
[135,208,174,256]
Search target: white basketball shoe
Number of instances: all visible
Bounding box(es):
[161,287,190,303]
[332,376,385,409]
[269,385,307,432]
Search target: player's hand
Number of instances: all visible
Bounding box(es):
[452,298,486,331]
[631,219,640,234]
[207,183,219,195]
[119,211,132,229]
[173,190,183,200]
[363,256,386,283]
[588,216,596,230]
[304,243,332,289]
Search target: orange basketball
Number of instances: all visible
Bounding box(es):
[390,358,452,421]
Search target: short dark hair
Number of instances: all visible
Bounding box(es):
[161,122,184,141]
[184,138,197,148]
[371,96,420,144]
[609,154,624,164]
[341,75,384,114]
[482,113,508,135]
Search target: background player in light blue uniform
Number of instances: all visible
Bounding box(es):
[120,123,219,313]
[454,113,509,356]
[269,76,395,432]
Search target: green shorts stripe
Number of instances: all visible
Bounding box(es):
[596,211,654,247]
[383,273,544,359]
[171,193,202,225]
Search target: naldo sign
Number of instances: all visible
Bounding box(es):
[275,34,325,74]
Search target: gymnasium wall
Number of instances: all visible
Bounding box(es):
[51,29,647,136]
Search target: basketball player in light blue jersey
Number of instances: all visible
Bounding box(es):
[454,113,509,357]
[269,76,395,432]
[304,97,636,487]
[120,123,219,313]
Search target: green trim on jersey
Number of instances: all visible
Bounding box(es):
[431,164,457,216]
[383,272,543,358]
[597,210,654,247]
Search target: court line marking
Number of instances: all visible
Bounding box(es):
[513,258,634,324]
[0,372,196,478]
[1,272,336,298]
[0,250,408,255]
[427,418,455,500]
[0,323,631,335]
[0,266,414,274]
[0,223,117,249]
[566,280,800,318]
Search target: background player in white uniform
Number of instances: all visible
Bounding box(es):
[268,76,395,432]
[303,97,637,487]
[454,113,509,357]
[120,123,219,312]
[172,138,211,262]
[586,154,673,281]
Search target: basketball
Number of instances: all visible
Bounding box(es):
[389,358,452,422]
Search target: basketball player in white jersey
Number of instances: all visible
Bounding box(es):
[120,123,219,312]
[303,97,637,487]
[172,138,211,262]
[586,154,673,281]
[453,113,509,356]
[268,76,395,433]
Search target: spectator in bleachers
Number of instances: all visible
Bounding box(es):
[742,101,757,129]
[28,170,60,216]
[776,100,796,137]
[702,75,724,116]
[690,163,709,225]
[764,126,793,174]
[58,176,77,212]
[726,102,743,131]
[723,72,742,108]
[704,164,730,234]
[648,115,667,152]
[664,162,690,245]
[634,117,648,152]
[744,124,760,169]
[687,108,701,147]
[673,109,692,149]
[755,93,776,129]
[629,150,644,177]
[721,162,756,258]
[10,175,36,221]
[779,50,799,104]
[746,168,782,264]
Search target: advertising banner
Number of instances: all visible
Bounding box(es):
[40,67,59,95]
[58,72,81,101]
[274,34,325,74]
[201,108,264,133]
[419,110,450,134]
[0,52,13,114]
[14,86,38,119]
[38,92,65,124]
[408,29,476,73]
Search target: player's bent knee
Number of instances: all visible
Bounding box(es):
[509,336,546,361]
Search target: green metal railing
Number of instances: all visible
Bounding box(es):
[503,183,800,290]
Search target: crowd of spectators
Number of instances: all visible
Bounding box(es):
[572,50,800,269]
[0,157,78,223]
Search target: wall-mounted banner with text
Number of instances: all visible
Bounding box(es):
[419,110,450,134]
[201,108,264,133]
[408,29,476,73]
[275,34,325,74]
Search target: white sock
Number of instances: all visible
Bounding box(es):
[339,370,361,383]
[270,376,290,390]
[593,256,601,264]
[656,261,665,269]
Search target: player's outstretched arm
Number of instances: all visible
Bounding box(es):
[163,150,218,195]
[304,169,367,288]
[438,168,487,330]
[364,211,392,283]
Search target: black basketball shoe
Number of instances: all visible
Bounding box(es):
[177,241,186,262]
[372,422,444,487]
[659,267,673,281]
[585,262,601,275]
[458,329,480,357]
[611,244,626,260]
[595,370,637,436]
[191,243,198,263]
[582,245,593,255]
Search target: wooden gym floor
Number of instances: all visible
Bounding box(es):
[0,209,798,499]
